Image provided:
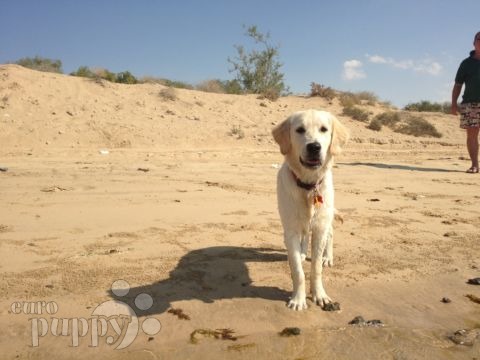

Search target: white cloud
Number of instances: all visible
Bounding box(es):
[367,55,387,64]
[414,61,442,75]
[342,59,366,80]
[366,54,442,76]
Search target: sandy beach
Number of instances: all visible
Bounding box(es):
[0,64,479,359]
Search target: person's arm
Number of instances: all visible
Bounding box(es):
[451,83,462,115]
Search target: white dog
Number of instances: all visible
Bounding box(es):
[272,109,349,310]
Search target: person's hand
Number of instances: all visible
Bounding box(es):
[451,104,458,116]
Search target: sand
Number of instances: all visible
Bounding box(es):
[0,64,479,359]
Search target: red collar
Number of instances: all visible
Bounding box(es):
[290,170,321,190]
[290,170,324,206]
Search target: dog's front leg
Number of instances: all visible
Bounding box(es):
[311,223,332,307]
[285,232,308,310]
[300,233,309,262]
[322,225,333,267]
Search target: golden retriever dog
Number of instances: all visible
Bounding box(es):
[272,109,349,310]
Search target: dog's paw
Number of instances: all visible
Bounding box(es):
[322,255,333,267]
[287,296,308,311]
[312,293,332,308]
[300,253,307,262]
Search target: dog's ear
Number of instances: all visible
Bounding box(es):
[272,118,291,155]
[330,115,349,155]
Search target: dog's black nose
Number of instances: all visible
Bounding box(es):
[306,142,321,154]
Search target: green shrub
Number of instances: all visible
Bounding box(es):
[342,106,370,122]
[71,67,137,84]
[396,115,442,138]
[371,111,441,138]
[15,56,63,73]
[310,82,336,100]
[70,66,96,78]
[222,79,243,94]
[228,25,287,100]
[93,68,116,82]
[115,71,137,84]
[160,79,194,89]
[404,100,451,114]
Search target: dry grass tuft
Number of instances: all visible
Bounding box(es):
[159,87,177,101]
[368,111,441,138]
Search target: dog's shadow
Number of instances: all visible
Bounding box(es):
[107,246,289,316]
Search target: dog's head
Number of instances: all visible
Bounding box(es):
[272,109,349,171]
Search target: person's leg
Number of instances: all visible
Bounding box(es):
[466,127,479,172]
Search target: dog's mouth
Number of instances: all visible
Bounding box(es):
[300,156,322,169]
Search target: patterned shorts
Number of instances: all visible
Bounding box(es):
[460,102,480,129]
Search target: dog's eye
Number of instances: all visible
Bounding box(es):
[320,126,328,133]
[296,127,306,134]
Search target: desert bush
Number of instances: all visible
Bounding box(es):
[115,71,138,84]
[196,79,225,93]
[339,91,379,107]
[342,106,370,122]
[195,79,244,94]
[258,87,281,101]
[70,66,138,84]
[70,66,96,78]
[160,79,194,89]
[396,115,442,138]
[228,25,287,100]
[367,118,383,131]
[15,56,63,73]
[310,82,336,100]
[380,100,393,108]
[371,111,441,138]
[92,68,116,82]
[373,111,401,127]
[71,67,137,84]
[139,76,164,84]
[159,87,177,101]
[229,125,245,139]
[339,92,360,107]
[139,76,192,89]
[222,79,243,94]
[404,100,451,114]
[354,91,379,105]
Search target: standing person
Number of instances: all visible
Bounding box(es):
[452,31,480,173]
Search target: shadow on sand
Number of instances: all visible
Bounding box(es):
[339,162,463,173]
[107,246,289,316]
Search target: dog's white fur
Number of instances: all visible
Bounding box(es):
[272,109,349,310]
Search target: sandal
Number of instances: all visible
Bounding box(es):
[466,166,479,173]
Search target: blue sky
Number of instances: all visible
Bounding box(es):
[1,0,479,107]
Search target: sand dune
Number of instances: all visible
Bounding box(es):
[0,64,479,359]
